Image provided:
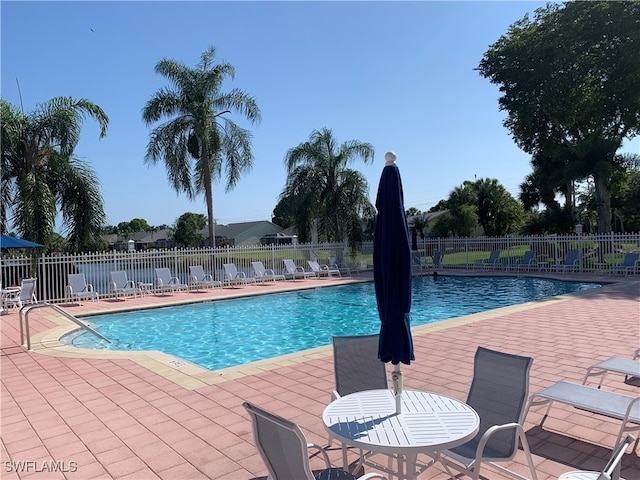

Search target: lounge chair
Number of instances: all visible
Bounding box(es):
[412,251,425,272]
[434,346,538,480]
[582,349,640,389]
[481,250,501,269]
[283,259,315,280]
[307,259,341,278]
[328,256,351,275]
[66,273,99,304]
[558,434,635,480]
[154,267,188,294]
[108,271,141,299]
[188,265,221,289]
[331,334,389,470]
[251,261,285,283]
[3,278,37,310]
[424,250,442,269]
[243,401,386,480]
[509,250,536,272]
[552,250,580,273]
[222,263,255,287]
[611,253,639,276]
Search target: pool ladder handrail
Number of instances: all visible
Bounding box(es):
[18,302,112,351]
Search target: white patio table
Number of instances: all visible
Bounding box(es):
[322,389,479,480]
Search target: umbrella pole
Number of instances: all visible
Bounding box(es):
[392,363,403,414]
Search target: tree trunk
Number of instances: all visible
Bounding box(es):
[201,142,216,248]
[593,173,612,233]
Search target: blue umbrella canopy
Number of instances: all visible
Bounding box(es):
[0,235,44,249]
[374,152,414,366]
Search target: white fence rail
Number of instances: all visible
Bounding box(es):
[1,233,638,304]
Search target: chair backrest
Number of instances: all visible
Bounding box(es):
[522,250,535,264]
[155,268,172,283]
[189,265,205,281]
[20,278,37,302]
[597,434,634,480]
[328,256,338,268]
[466,346,533,459]
[307,260,321,272]
[564,250,579,265]
[243,402,315,480]
[251,262,266,276]
[223,263,239,278]
[433,250,442,266]
[68,274,88,293]
[283,259,297,273]
[110,271,128,288]
[621,253,639,267]
[488,250,500,263]
[333,334,388,397]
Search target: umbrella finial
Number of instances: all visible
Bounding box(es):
[384,151,397,165]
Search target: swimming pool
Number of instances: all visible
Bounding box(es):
[67,276,601,371]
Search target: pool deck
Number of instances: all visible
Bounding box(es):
[1,270,639,479]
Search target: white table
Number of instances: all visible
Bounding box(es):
[322,389,479,480]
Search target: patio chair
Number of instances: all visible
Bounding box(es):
[188,265,221,289]
[307,259,341,278]
[509,250,536,272]
[558,434,635,480]
[552,250,580,274]
[154,268,188,294]
[222,263,255,287]
[328,255,351,275]
[435,346,538,480]
[3,278,37,310]
[243,401,386,480]
[283,259,315,280]
[424,250,442,269]
[66,273,99,304]
[251,261,285,283]
[481,250,502,269]
[108,271,141,299]
[611,253,639,276]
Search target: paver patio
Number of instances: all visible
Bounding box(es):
[1,271,639,479]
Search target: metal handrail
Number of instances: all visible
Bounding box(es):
[19,302,112,351]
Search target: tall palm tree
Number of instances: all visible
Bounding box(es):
[283,128,374,244]
[142,46,261,247]
[1,97,109,251]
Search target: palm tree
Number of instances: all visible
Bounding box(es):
[1,97,109,251]
[142,46,261,247]
[283,128,374,244]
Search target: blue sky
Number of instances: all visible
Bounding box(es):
[2,1,638,229]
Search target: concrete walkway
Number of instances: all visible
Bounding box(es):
[1,272,639,479]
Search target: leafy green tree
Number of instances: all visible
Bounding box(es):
[142,46,261,247]
[271,195,297,229]
[173,212,206,247]
[1,97,109,251]
[282,128,374,244]
[478,1,640,233]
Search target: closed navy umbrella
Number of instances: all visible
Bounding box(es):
[0,235,44,249]
[374,151,414,413]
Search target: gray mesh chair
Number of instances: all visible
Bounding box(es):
[331,334,390,471]
[437,346,538,480]
[558,434,634,480]
[243,402,386,480]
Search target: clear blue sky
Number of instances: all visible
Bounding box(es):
[2,1,638,229]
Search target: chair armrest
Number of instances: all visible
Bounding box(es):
[188,275,197,285]
[474,422,525,463]
[87,283,95,292]
[108,281,116,293]
[125,280,136,288]
[265,269,276,275]
[307,442,331,468]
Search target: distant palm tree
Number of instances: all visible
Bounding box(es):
[283,128,374,243]
[142,46,261,247]
[1,97,109,251]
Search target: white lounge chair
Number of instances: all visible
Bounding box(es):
[611,253,639,276]
[243,401,386,480]
[329,255,351,275]
[3,278,37,310]
[307,259,341,278]
[283,259,315,280]
[222,263,255,287]
[109,271,141,299]
[66,273,99,304]
[154,268,188,294]
[558,434,635,480]
[188,265,221,289]
[251,261,285,283]
[424,250,442,269]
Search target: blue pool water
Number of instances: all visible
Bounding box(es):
[68,276,601,371]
